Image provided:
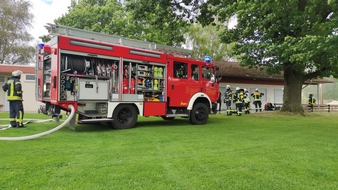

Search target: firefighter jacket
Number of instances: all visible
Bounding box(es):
[224,89,232,103]
[252,91,264,101]
[2,76,23,101]
[231,90,236,103]
[308,96,316,105]
[235,90,244,104]
[243,91,251,103]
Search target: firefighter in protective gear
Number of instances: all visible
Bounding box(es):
[223,85,232,116]
[2,70,25,128]
[251,88,264,112]
[308,93,316,112]
[243,88,251,114]
[234,87,244,116]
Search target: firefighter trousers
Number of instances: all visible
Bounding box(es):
[253,101,262,112]
[9,100,24,127]
[225,100,232,115]
[235,102,243,116]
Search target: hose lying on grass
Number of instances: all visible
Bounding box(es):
[0,105,75,141]
[0,119,54,131]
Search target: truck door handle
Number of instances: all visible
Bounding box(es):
[172,85,174,90]
[53,76,57,88]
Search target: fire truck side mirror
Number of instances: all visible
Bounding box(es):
[210,74,216,83]
[217,74,222,83]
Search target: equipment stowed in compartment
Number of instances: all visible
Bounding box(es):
[60,53,117,77]
[59,54,119,101]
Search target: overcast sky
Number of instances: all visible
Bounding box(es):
[29,0,70,42]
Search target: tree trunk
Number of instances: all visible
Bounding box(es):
[281,66,305,113]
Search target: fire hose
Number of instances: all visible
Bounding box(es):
[0,119,54,131]
[0,105,75,141]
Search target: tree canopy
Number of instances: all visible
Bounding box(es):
[187,23,233,61]
[198,0,338,112]
[55,0,188,47]
[0,0,34,65]
[53,0,232,60]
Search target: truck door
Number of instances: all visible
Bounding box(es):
[201,66,219,103]
[167,61,189,107]
[189,64,202,96]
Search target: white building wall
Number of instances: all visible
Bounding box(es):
[0,74,43,113]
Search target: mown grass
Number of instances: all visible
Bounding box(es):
[0,112,338,190]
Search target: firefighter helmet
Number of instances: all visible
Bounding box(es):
[226,85,230,89]
[236,87,240,90]
[12,70,23,77]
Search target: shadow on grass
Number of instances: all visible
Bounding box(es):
[73,117,191,132]
[72,123,113,132]
[136,118,190,128]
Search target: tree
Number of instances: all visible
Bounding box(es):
[197,0,338,113]
[55,0,132,36]
[0,0,34,65]
[187,23,234,61]
[54,0,188,47]
[126,0,188,46]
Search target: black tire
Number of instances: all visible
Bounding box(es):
[161,116,175,120]
[111,105,137,129]
[189,102,209,125]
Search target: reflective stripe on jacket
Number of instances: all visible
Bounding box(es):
[235,91,244,103]
[253,92,261,101]
[3,77,23,101]
[308,97,316,105]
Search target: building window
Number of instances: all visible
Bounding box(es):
[0,76,4,82]
[25,74,35,81]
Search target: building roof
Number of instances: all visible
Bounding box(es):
[215,61,333,85]
[215,61,283,80]
[0,64,35,75]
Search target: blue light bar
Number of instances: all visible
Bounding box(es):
[204,56,211,63]
[39,43,45,49]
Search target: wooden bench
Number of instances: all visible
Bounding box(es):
[273,103,283,110]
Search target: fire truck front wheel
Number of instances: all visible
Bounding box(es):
[189,102,209,125]
[111,105,138,129]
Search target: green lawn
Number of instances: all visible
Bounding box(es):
[0,112,338,190]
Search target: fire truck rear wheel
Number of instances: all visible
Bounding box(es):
[189,102,209,125]
[111,105,137,129]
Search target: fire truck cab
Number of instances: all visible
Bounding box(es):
[36,24,220,129]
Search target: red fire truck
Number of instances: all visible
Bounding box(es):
[36,24,220,129]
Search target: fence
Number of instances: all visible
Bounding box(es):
[273,103,338,112]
